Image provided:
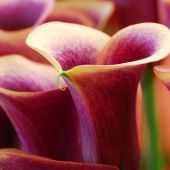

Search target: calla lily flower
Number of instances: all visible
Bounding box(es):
[0,0,114,63]
[0,22,170,169]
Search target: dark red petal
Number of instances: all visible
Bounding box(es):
[0,88,83,162]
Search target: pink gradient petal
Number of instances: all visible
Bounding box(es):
[0,55,57,150]
[97,23,170,66]
[26,22,110,70]
[0,55,57,91]
[0,0,54,31]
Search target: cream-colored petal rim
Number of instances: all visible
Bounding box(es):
[26,21,110,73]
[64,23,170,77]
[154,65,170,83]
[26,22,170,78]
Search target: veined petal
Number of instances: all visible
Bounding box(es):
[26,22,110,71]
[47,1,114,29]
[27,22,170,169]
[0,88,83,162]
[0,0,54,30]
[0,149,118,170]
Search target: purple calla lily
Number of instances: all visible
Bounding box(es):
[0,22,170,170]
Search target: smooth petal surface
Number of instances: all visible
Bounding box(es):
[0,0,54,30]
[0,149,119,170]
[26,22,110,71]
[27,22,170,169]
[46,1,114,29]
[0,88,83,162]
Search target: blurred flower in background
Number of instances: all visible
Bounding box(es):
[0,0,114,63]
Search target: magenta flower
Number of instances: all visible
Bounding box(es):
[0,22,170,170]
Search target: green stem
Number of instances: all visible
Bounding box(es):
[142,67,164,170]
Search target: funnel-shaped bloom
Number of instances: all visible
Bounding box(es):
[22,22,170,170]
